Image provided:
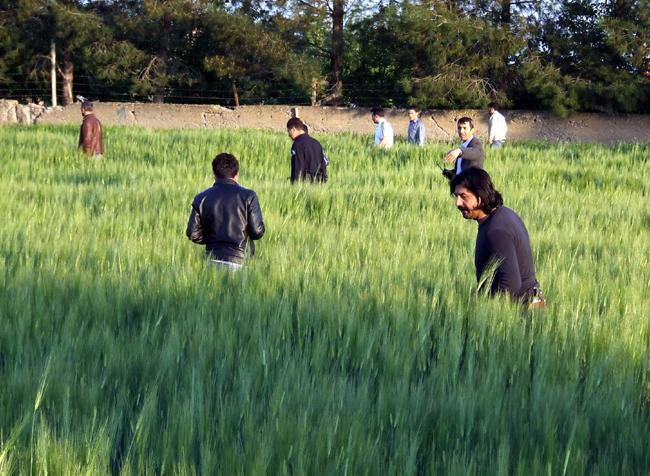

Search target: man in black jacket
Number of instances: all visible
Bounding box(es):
[186,153,265,268]
[442,117,484,180]
[287,117,328,183]
[450,168,545,307]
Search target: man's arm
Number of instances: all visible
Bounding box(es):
[319,152,329,182]
[486,228,522,298]
[290,144,303,182]
[378,122,393,148]
[247,193,265,240]
[377,123,387,148]
[186,199,205,244]
[459,138,484,166]
[417,121,426,146]
[79,119,92,154]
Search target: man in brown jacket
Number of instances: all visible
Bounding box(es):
[78,100,103,156]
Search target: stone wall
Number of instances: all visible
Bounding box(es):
[0,99,46,125]
[2,99,649,144]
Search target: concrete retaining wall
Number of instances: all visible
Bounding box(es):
[2,99,649,144]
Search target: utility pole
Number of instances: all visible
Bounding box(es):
[50,40,57,107]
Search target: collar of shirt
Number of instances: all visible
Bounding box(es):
[214,178,237,186]
[461,135,474,148]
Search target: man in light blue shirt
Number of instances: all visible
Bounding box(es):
[407,106,426,146]
[371,107,394,149]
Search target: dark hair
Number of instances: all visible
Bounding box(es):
[457,116,474,129]
[286,117,305,131]
[488,102,498,110]
[408,106,420,114]
[371,107,385,117]
[212,152,239,179]
[81,100,93,111]
[450,168,503,213]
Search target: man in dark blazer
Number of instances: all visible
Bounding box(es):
[442,117,484,180]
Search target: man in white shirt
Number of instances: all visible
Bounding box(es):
[488,102,507,148]
[371,107,394,149]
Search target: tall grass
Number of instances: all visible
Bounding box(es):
[0,124,648,474]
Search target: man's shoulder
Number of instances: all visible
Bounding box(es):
[469,136,482,147]
[304,134,323,146]
[196,182,257,200]
[296,133,323,149]
[237,183,257,197]
[487,207,522,229]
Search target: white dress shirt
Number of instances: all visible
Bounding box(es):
[488,110,508,143]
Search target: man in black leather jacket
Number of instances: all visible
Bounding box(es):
[186,153,265,267]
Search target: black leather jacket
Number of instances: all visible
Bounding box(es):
[186,178,265,263]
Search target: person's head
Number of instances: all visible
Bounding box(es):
[407,106,420,122]
[456,116,474,142]
[488,102,498,115]
[80,100,93,116]
[449,168,503,221]
[286,117,307,140]
[371,107,385,124]
[212,152,240,180]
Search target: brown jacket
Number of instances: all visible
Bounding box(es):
[79,113,104,155]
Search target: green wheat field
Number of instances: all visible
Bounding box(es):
[0,124,649,475]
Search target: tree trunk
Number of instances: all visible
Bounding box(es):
[232,80,240,107]
[153,19,171,103]
[50,41,57,107]
[609,0,628,19]
[499,0,511,25]
[311,77,318,106]
[326,0,344,105]
[61,52,74,106]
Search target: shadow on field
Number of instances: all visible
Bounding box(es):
[1,260,649,474]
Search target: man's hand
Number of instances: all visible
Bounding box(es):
[444,148,461,163]
[441,168,455,180]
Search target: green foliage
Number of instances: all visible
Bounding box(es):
[200,10,320,104]
[347,1,520,108]
[1,0,650,111]
[0,125,649,474]
[516,56,579,117]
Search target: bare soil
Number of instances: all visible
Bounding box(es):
[11,101,650,144]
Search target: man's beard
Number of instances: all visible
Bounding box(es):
[458,205,479,219]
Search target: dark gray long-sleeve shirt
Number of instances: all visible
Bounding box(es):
[475,206,539,299]
[291,134,328,183]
